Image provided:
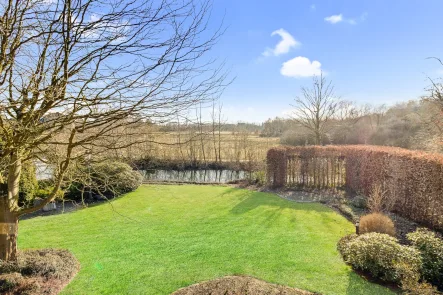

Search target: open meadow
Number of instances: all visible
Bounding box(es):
[122,131,280,167]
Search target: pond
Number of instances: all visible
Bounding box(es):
[141,169,248,184]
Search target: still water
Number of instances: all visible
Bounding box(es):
[142,169,247,183]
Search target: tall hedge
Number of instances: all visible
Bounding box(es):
[267,145,443,231]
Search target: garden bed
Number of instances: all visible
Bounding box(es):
[171,276,319,295]
[0,249,79,295]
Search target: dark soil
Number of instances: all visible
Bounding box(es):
[171,276,320,295]
[0,249,80,295]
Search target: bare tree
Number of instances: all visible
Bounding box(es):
[0,0,226,261]
[421,58,443,140]
[291,73,341,145]
[210,100,225,163]
[217,103,224,162]
[332,101,370,143]
[369,104,387,132]
[196,103,207,165]
[211,99,218,163]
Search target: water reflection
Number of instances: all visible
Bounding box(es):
[141,169,247,183]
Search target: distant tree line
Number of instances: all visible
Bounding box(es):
[260,100,439,152]
[260,69,443,154]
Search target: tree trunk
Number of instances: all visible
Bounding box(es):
[0,152,22,261]
[0,198,18,261]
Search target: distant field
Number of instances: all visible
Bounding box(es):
[122,131,280,164]
[19,185,394,295]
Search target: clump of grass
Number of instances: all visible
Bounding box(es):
[360,213,396,237]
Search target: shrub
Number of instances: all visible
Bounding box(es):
[407,228,443,291]
[337,234,358,261]
[367,183,385,212]
[67,160,143,200]
[249,170,266,186]
[19,162,38,206]
[350,195,367,209]
[359,213,396,237]
[337,233,421,287]
[403,282,441,295]
[34,182,65,202]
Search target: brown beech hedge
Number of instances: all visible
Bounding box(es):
[267,145,443,231]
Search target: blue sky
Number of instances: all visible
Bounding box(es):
[207,0,443,123]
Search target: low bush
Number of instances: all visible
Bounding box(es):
[337,233,421,287]
[34,186,64,202]
[350,195,367,209]
[359,213,396,237]
[403,282,441,295]
[66,160,143,200]
[407,228,443,291]
[248,170,266,186]
[337,234,358,261]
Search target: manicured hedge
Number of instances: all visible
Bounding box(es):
[267,145,443,231]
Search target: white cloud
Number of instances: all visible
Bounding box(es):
[280,56,323,78]
[310,4,316,11]
[324,13,368,25]
[324,14,343,24]
[262,29,300,57]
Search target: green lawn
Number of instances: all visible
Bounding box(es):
[18,185,394,295]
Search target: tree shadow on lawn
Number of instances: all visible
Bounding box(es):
[226,188,397,295]
[227,188,331,215]
[227,188,339,229]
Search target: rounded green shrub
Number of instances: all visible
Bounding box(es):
[67,160,143,200]
[407,228,443,291]
[337,234,358,261]
[338,233,421,286]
